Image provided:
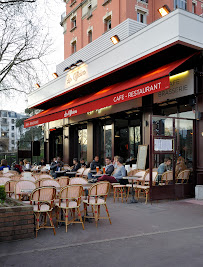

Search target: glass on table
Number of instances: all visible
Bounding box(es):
[96,167,99,173]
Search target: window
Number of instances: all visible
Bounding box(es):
[71,41,76,54]
[1,111,7,117]
[2,118,7,124]
[11,126,14,131]
[106,18,111,31]
[11,119,15,124]
[174,0,187,10]
[192,2,196,13]
[11,133,14,138]
[88,30,92,43]
[71,17,76,30]
[11,140,15,145]
[137,11,146,23]
[87,5,92,18]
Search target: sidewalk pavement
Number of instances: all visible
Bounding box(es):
[0,197,203,267]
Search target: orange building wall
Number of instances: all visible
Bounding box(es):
[63,0,203,59]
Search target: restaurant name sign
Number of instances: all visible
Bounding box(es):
[65,64,88,88]
[154,69,194,103]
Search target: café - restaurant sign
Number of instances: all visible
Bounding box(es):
[65,64,88,88]
[154,69,194,103]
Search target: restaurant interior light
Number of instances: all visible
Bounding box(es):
[110,35,120,45]
[35,83,40,89]
[52,72,58,79]
[158,5,171,17]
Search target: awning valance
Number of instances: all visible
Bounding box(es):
[24,55,192,128]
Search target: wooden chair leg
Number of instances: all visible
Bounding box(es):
[126,187,130,200]
[77,208,85,230]
[94,206,98,227]
[145,190,149,204]
[113,187,116,202]
[121,189,123,203]
[35,213,40,238]
[47,211,56,235]
[105,204,111,225]
[65,209,68,233]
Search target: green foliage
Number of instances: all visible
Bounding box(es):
[0,186,6,201]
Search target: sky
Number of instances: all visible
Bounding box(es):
[0,0,65,114]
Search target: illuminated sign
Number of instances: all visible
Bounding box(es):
[154,69,194,103]
[65,64,88,88]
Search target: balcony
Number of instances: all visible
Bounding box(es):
[61,12,66,24]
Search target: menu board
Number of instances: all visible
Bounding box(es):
[154,138,173,152]
[137,145,148,170]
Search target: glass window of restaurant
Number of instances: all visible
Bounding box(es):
[49,128,63,161]
[78,125,87,162]
[152,96,195,186]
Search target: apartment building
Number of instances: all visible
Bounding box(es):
[0,110,26,152]
[61,0,203,58]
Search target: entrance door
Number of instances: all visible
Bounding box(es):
[150,115,195,201]
[114,119,129,161]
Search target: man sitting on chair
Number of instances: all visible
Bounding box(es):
[98,156,126,184]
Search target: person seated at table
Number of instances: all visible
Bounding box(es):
[88,156,101,179]
[39,158,46,166]
[97,156,127,184]
[50,157,64,178]
[175,156,187,178]
[22,159,30,171]
[71,158,81,172]
[80,158,87,168]
[103,157,114,175]
[0,159,11,171]
[13,160,23,174]
[157,157,172,183]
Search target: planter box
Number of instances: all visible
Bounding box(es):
[0,198,34,242]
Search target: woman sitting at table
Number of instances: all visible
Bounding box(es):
[0,159,11,171]
[71,158,81,172]
[175,156,187,178]
[97,156,127,184]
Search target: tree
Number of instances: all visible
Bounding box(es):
[0,0,52,94]
[16,108,43,150]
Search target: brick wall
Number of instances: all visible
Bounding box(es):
[0,198,34,242]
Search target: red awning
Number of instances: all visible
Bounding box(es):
[24,56,192,128]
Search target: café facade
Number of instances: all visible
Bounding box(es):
[25,9,203,200]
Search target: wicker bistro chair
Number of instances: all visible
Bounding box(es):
[126,170,148,199]
[56,176,70,187]
[176,169,190,184]
[35,178,53,188]
[30,186,56,237]
[113,184,127,203]
[55,185,84,232]
[0,177,11,185]
[5,180,18,198]
[15,180,36,201]
[20,176,36,182]
[33,174,53,180]
[136,171,158,204]
[0,172,14,178]
[82,168,91,178]
[76,168,85,177]
[160,171,173,185]
[83,181,111,227]
[69,177,88,185]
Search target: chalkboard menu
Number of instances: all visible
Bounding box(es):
[137,145,148,170]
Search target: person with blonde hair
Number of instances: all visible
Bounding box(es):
[175,156,187,178]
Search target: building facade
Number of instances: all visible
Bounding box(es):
[61,0,203,58]
[0,110,26,152]
[25,9,203,200]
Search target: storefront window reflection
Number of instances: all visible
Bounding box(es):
[129,126,141,158]
[78,129,87,161]
[103,125,112,158]
[153,117,173,136]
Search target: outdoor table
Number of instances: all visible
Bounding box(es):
[92,173,103,177]
[66,171,77,178]
[123,175,142,203]
[55,170,66,178]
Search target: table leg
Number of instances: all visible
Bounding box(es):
[129,182,138,204]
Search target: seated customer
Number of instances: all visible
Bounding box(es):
[157,157,172,182]
[88,156,101,179]
[71,158,81,172]
[39,158,46,166]
[80,158,87,168]
[98,156,126,184]
[0,159,11,171]
[50,157,64,178]
[103,157,114,175]
[175,156,187,178]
